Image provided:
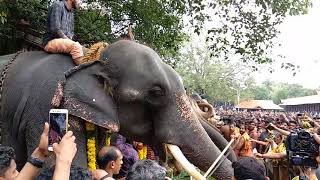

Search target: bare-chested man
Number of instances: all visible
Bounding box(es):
[220,118,236,142]
[233,124,254,159]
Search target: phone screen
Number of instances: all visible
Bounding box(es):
[48,112,67,151]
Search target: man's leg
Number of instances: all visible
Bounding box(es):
[44,38,83,65]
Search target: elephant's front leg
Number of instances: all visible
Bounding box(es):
[67,116,87,168]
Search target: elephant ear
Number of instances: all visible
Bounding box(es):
[52,61,119,132]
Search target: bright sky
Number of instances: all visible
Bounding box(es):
[254,1,320,89]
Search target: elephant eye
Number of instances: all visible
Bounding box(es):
[95,74,105,85]
[149,86,164,97]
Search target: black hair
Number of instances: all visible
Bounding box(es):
[126,160,166,180]
[222,116,235,125]
[289,120,298,125]
[97,146,119,169]
[232,157,266,180]
[36,165,91,180]
[0,146,15,176]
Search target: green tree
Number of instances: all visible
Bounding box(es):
[0,0,188,58]
[0,0,312,67]
[175,41,252,102]
[192,0,312,69]
[250,80,316,104]
[272,83,316,104]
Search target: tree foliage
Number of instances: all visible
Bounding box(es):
[0,0,188,57]
[189,0,312,69]
[175,41,252,102]
[253,81,316,104]
[0,0,312,65]
[176,42,316,104]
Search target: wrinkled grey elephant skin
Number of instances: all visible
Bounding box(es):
[0,40,233,179]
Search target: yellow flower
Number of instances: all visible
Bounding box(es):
[138,142,144,160]
[86,122,96,170]
[86,122,95,131]
[143,145,147,159]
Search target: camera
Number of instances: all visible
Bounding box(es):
[286,129,319,168]
[266,123,274,130]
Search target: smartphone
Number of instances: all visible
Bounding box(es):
[48,109,68,151]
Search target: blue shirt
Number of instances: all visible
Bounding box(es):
[43,1,74,45]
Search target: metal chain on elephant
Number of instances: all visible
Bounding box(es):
[0,51,22,143]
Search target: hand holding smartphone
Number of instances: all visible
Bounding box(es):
[48,109,68,151]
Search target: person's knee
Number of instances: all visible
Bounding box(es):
[70,42,83,60]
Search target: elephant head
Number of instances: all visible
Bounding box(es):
[54,40,233,180]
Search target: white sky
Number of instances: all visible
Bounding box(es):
[254,1,320,89]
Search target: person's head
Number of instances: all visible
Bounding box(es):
[274,131,283,145]
[97,146,123,175]
[36,165,91,180]
[239,124,246,134]
[232,157,269,180]
[258,121,266,130]
[0,146,18,180]
[126,160,168,180]
[289,120,297,130]
[279,121,289,130]
[230,122,236,133]
[68,0,81,9]
[248,120,256,131]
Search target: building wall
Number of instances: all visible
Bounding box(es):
[284,103,320,112]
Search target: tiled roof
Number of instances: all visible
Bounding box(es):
[280,95,320,106]
[236,100,283,110]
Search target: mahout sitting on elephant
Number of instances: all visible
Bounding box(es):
[0,40,235,180]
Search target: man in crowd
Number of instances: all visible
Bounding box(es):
[126,160,172,180]
[220,117,236,142]
[110,133,138,179]
[43,0,84,65]
[0,146,18,180]
[232,156,269,180]
[96,146,123,180]
[233,124,254,158]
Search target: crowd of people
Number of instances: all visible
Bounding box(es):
[0,122,173,180]
[4,109,320,180]
[212,110,320,180]
[1,0,320,179]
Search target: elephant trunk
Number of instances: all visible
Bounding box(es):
[154,92,233,180]
[190,99,214,120]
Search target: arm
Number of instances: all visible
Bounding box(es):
[313,133,320,145]
[52,131,77,180]
[15,123,49,180]
[313,121,320,128]
[272,124,290,136]
[233,137,244,158]
[250,139,269,146]
[261,152,286,159]
[49,3,68,39]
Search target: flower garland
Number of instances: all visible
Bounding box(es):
[85,122,96,170]
[86,122,113,170]
[137,142,148,160]
[86,122,150,168]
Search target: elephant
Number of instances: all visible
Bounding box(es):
[0,40,235,180]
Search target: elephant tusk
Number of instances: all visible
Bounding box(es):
[166,144,206,180]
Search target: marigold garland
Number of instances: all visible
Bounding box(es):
[138,142,144,160]
[86,122,114,170]
[106,130,111,146]
[143,145,147,159]
[82,42,114,170]
[86,122,96,170]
